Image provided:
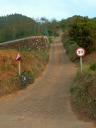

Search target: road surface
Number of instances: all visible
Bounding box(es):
[0,37,94,128]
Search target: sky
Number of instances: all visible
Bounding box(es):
[0,0,96,20]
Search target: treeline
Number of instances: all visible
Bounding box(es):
[0,14,37,42]
[0,14,59,43]
[60,16,96,54]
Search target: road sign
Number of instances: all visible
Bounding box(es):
[76,47,85,73]
[16,53,21,76]
[76,47,85,57]
[16,53,21,61]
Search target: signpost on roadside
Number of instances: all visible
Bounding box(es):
[76,48,85,73]
[16,53,21,76]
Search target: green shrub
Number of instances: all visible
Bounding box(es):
[63,38,79,61]
[90,63,96,71]
[48,37,54,44]
[20,71,35,86]
[71,69,96,120]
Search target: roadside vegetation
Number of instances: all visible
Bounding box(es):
[0,45,49,96]
[0,13,59,97]
[71,63,96,120]
[60,16,96,120]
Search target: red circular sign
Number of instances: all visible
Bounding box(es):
[76,48,85,57]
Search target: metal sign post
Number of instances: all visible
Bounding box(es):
[76,48,85,73]
[18,61,21,76]
[80,56,83,73]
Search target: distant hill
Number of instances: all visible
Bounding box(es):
[0,14,60,43]
[0,14,42,43]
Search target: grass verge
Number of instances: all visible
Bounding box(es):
[0,48,49,97]
[70,63,96,120]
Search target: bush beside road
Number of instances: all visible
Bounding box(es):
[70,64,96,120]
[62,32,96,121]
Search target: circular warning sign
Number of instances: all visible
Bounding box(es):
[76,47,85,57]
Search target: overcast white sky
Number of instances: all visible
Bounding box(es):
[0,0,96,20]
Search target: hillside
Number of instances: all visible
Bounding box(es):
[0,48,49,96]
[0,14,38,42]
[0,34,50,97]
[0,14,59,43]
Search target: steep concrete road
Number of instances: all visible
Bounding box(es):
[0,37,94,128]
